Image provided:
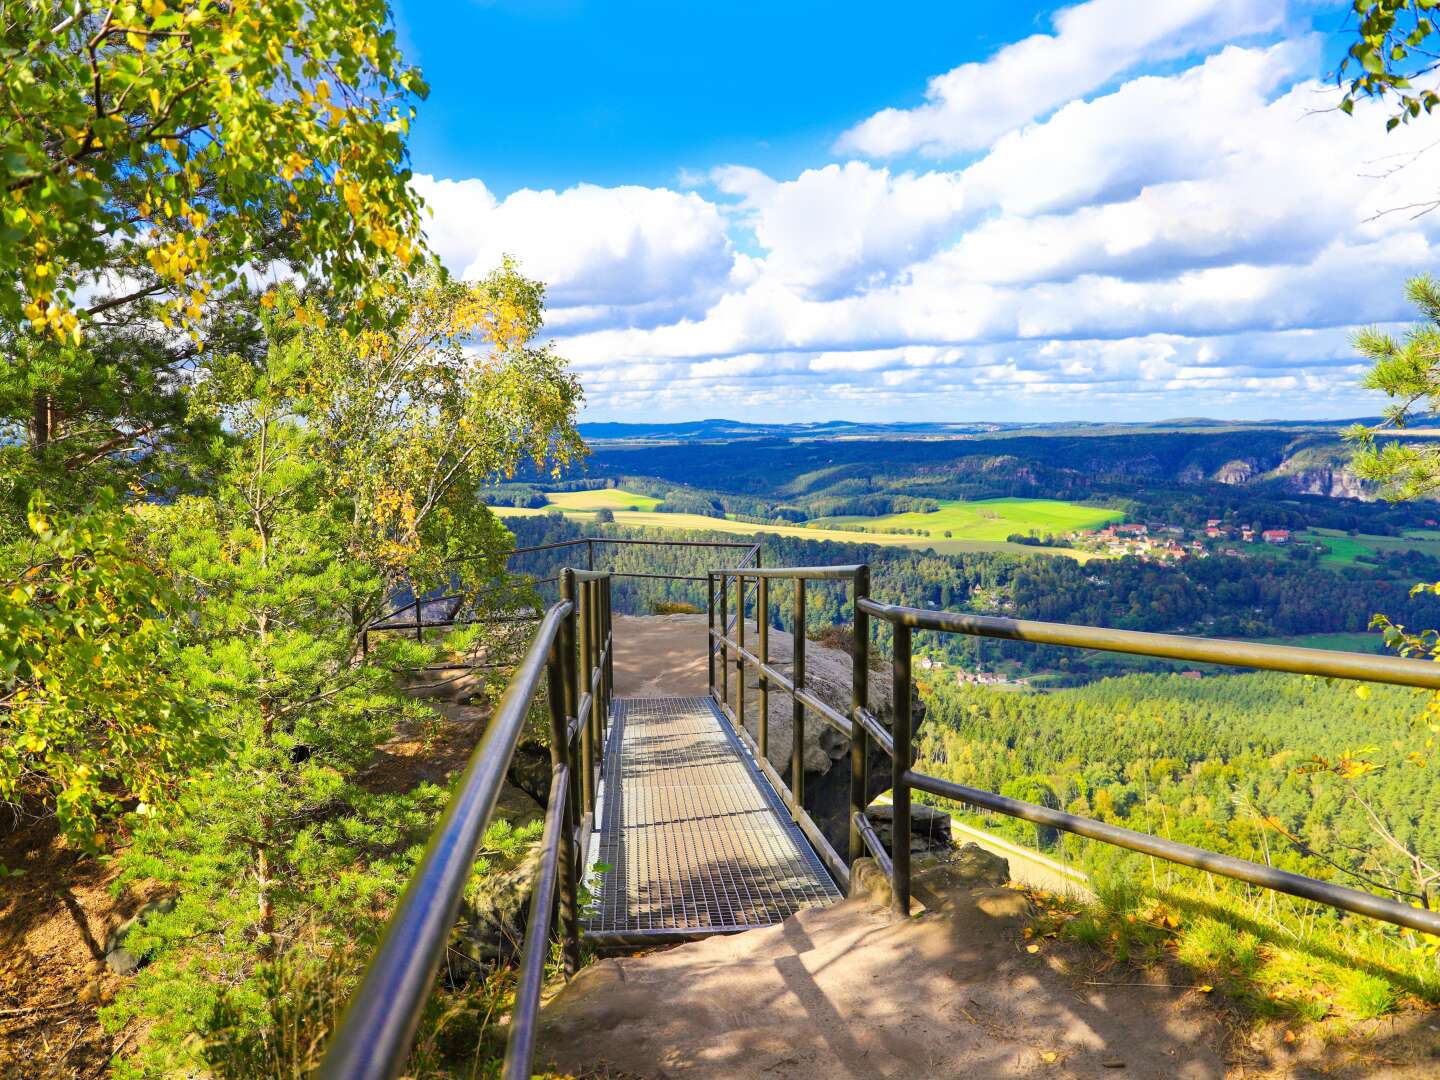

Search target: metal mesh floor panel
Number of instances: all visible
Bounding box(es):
[585,696,842,935]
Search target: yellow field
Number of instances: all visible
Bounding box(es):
[544,488,663,512]
[493,505,1103,562]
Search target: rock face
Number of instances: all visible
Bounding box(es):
[103,896,176,975]
[867,803,952,855]
[1278,463,1373,500]
[1213,458,1258,485]
[725,620,927,856]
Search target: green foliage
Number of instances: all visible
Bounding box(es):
[1338,0,1440,130]
[289,260,584,594]
[918,669,1440,1018]
[0,0,427,341]
[1348,275,1440,500]
[0,0,432,538]
[201,942,356,1080]
[100,265,581,1074]
[0,491,210,848]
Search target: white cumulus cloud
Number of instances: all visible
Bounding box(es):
[834,0,1284,159]
[412,175,735,326]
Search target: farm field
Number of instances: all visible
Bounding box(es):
[1254,631,1387,654]
[1302,527,1440,566]
[492,504,1106,561]
[545,488,663,512]
[813,497,1124,542]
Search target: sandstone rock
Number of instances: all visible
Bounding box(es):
[448,841,544,979]
[867,803,952,854]
[727,619,927,855]
[847,857,893,909]
[103,895,176,976]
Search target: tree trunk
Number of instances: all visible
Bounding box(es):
[29,391,53,452]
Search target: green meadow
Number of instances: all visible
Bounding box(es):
[493,492,1110,561]
[813,496,1125,541]
[545,488,664,512]
[1302,526,1440,566]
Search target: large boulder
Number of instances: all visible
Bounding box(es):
[726,620,927,857]
[866,803,952,855]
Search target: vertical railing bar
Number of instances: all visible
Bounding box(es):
[736,570,746,738]
[499,762,569,1080]
[604,575,614,733]
[579,579,595,814]
[848,565,870,877]
[707,573,716,698]
[413,595,422,643]
[720,574,730,707]
[589,577,603,807]
[757,575,769,763]
[544,642,580,976]
[891,621,912,916]
[792,578,806,817]
[560,569,581,848]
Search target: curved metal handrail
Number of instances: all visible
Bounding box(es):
[320,566,616,1080]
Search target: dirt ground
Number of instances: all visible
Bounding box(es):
[0,809,139,1079]
[612,614,711,698]
[537,877,1440,1080]
[537,879,1230,1080]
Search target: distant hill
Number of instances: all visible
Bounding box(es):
[575,418,1022,442]
[576,416,1397,444]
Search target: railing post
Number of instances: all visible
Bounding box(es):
[792,578,806,816]
[736,570,746,732]
[849,566,870,876]
[561,570,581,833]
[720,573,730,707]
[586,538,594,571]
[588,578,603,807]
[757,575,769,761]
[603,576,614,729]
[545,640,580,977]
[707,573,716,698]
[413,596,422,643]
[891,620,912,916]
[579,580,595,815]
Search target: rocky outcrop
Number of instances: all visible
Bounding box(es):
[1213,458,1259,485]
[1275,463,1373,500]
[727,620,926,857]
[867,803,952,855]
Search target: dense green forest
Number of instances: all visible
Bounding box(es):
[915,670,1440,1015]
[502,514,1440,679]
[554,429,1440,537]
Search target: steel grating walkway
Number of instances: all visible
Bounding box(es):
[584,696,842,939]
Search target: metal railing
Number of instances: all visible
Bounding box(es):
[857,600,1440,932]
[705,564,868,892]
[707,561,1440,939]
[318,567,614,1080]
[364,537,761,653]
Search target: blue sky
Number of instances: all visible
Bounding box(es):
[397,2,1076,194]
[392,0,1440,424]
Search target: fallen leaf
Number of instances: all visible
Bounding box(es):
[1041,1051,1058,1063]
[1197,985,1213,993]
[1026,944,1040,954]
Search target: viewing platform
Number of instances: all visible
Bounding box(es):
[585,696,842,944]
